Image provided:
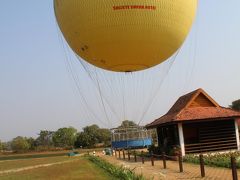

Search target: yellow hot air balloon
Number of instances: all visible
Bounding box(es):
[54,0,197,72]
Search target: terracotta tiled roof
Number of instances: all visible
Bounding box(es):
[177,107,240,121]
[166,89,199,114]
[146,89,240,128]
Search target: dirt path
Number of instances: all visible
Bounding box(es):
[100,152,240,180]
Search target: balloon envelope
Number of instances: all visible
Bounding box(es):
[54,0,197,72]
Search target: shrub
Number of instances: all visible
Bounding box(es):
[148,144,162,155]
[11,136,30,153]
[184,151,240,168]
[88,155,145,180]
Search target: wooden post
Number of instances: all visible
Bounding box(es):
[162,152,166,169]
[118,149,121,159]
[199,154,205,177]
[151,155,154,166]
[178,153,183,172]
[123,149,125,160]
[134,150,137,162]
[111,148,113,156]
[115,149,117,158]
[231,156,238,180]
[141,151,144,164]
[128,150,130,161]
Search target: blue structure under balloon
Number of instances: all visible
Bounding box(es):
[112,138,152,149]
[111,126,153,149]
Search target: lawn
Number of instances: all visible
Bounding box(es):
[0,156,113,180]
[0,151,69,161]
[0,148,102,161]
[0,156,73,171]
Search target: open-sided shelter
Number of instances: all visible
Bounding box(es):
[146,88,240,156]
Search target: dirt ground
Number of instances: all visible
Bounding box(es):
[98,151,240,180]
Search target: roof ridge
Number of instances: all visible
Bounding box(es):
[146,88,237,128]
[166,88,201,115]
[177,89,202,117]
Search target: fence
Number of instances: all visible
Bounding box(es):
[114,149,238,180]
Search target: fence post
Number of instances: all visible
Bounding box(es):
[151,153,154,166]
[231,156,238,180]
[162,152,166,169]
[118,149,121,159]
[123,149,125,160]
[178,153,183,172]
[141,151,145,164]
[115,149,117,158]
[128,149,130,161]
[134,150,137,162]
[199,154,205,177]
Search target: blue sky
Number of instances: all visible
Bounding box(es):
[0,0,240,141]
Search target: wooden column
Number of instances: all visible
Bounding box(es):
[115,149,117,158]
[134,151,137,162]
[123,149,125,159]
[151,155,154,166]
[162,152,166,169]
[199,154,205,177]
[178,153,183,172]
[231,156,238,180]
[235,120,240,150]
[141,151,144,164]
[178,123,185,156]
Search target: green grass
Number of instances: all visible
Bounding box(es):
[0,156,113,180]
[0,156,73,171]
[0,148,103,161]
[88,155,145,180]
[0,151,68,161]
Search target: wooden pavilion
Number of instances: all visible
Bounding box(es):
[146,88,240,156]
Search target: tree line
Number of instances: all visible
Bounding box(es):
[0,124,111,153]
[0,120,140,153]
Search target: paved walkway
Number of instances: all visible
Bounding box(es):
[100,153,240,180]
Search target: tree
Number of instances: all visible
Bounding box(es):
[83,124,100,135]
[1,142,11,151]
[26,137,37,150]
[36,130,54,147]
[11,136,30,153]
[115,120,139,134]
[75,124,111,148]
[75,132,92,148]
[75,125,99,148]
[0,140,3,151]
[97,128,111,146]
[118,120,138,128]
[230,99,240,111]
[53,127,77,148]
